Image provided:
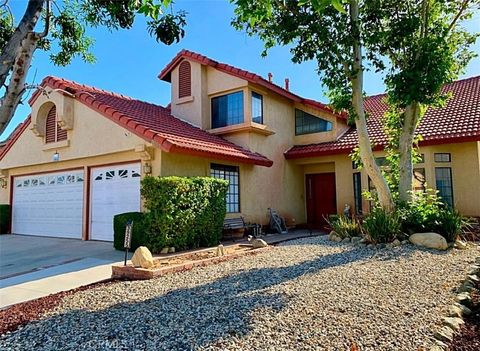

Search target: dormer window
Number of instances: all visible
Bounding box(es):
[178,61,191,98]
[295,109,333,135]
[45,105,67,143]
[211,91,244,128]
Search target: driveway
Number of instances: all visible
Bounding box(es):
[0,235,124,308]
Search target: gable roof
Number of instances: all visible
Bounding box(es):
[1,77,273,166]
[285,75,480,159]
[158,49,347,119]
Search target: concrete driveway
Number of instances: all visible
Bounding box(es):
[0,234,124,308]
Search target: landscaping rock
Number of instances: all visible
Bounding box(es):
[328,231,342,242]
[448,303,472,317]
[216,244,225,257]
[442,317,464,331]
[392,239,401,247]
[409,233,448,250]
[160,247,169,254]
[434,326,454,343]
[168,247,176,253]
[131,246,154,269]
[458,280,474,293]
[341,237,351,243]
[454,240,468,250]
[455,292,472,306]
[251,239,268,249]
[351,237,362,244]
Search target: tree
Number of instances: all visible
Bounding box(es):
[0,0,187,135]
[232,0,478,208]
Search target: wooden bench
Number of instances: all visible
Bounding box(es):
[223,217,248,241]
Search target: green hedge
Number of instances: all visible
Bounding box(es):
[141,176,228,253]
[113,212,148,251]
[0,204,10,234]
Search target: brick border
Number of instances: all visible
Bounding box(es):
[112,245,273,280]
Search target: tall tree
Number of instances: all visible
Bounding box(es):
[232,0,478,208]
[0,0,187,135]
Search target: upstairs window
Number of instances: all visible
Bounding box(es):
[251,92,263,124]
[178,61,191,98]
[45,105,67,143]
[295,109,333,135]
[434,153,451,163]
[211,91,244,128]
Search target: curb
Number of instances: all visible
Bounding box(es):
[429,255,480,350]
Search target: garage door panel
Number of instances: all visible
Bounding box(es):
[12,171,84,239]
[90,163,141,242]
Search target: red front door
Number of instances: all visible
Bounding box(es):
[306,173,337,227]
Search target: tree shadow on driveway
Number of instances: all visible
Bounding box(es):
[1,243,422,350]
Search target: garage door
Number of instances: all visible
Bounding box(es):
[90,163,141,241]
[12,171,84,238]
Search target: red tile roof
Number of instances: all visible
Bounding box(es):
[285,75,480,159]
[158,49,347,119]
[0,116,32,161]
[1,77,273,166]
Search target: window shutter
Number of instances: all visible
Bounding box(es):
[45,106,57,143]
[178,61,191,98]
[57,123,67,141]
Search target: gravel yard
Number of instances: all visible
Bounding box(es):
[1,236,478,351]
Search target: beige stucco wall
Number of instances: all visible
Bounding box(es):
[294,141,480,218]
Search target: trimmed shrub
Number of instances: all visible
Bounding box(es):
[0,204,10,234]
[328,215,362,239]
[363,207,402,244]
[141,176,228,253]
[113,212,148,251]
[398,190,442,234]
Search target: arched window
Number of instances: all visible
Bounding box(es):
[45,105,67,143]
[178,60,191,98]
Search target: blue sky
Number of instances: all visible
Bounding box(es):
[2,0,479,139]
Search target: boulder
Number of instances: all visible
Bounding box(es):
[442,317,464,331]
[131,246,154,269]
[409,233,448,250]
[328,231,343,243]
[160,247,169,254]
[434,326,454,343]
[341,237,351,243]
[251,239,268,249]
[448,303,472,318]
[392,239,401,247]
[351,237,362,244]
[168,247,176,253]
[216,244,225,257]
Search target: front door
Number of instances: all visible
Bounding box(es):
[306,173,337,228]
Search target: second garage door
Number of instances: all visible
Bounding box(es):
[90,163,141,241]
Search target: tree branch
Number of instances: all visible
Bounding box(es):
[447,0,471,33]
[36,0,50,38]
[0,0,44,88]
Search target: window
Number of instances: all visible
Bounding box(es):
[295,109,333,135]
[251,92,263,124]
[375,157,388,167]
[178,61,191,98]
[435,167,454,207]
[211,91,244,128]
[413,168,426,192]
[210,163,240,213]
[353,172,363,215]
[434,153,451,163]
[45,105,67,143]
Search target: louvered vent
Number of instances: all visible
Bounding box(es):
[57,123,67,141]
[178,61,191,98]
[45,106,57,143]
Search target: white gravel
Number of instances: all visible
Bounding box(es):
[1,236,478,351]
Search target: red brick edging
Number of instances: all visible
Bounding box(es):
[111,245,273,280]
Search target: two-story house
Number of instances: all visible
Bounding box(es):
[0,49,479,241]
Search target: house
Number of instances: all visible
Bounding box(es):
[0,50,479,241]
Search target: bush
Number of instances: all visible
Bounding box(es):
[398,190,442,234]
[113,212,148,251]
[328,215,362,239]
[435,208,472,243]
[0,204,10,234]
[363,207,402,244]
[141,176,228,253]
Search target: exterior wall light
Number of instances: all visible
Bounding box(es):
[53,151,60,162]
[143,163,152,175]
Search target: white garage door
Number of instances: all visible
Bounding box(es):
[12,171,84,238]
[90,163,141,241]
